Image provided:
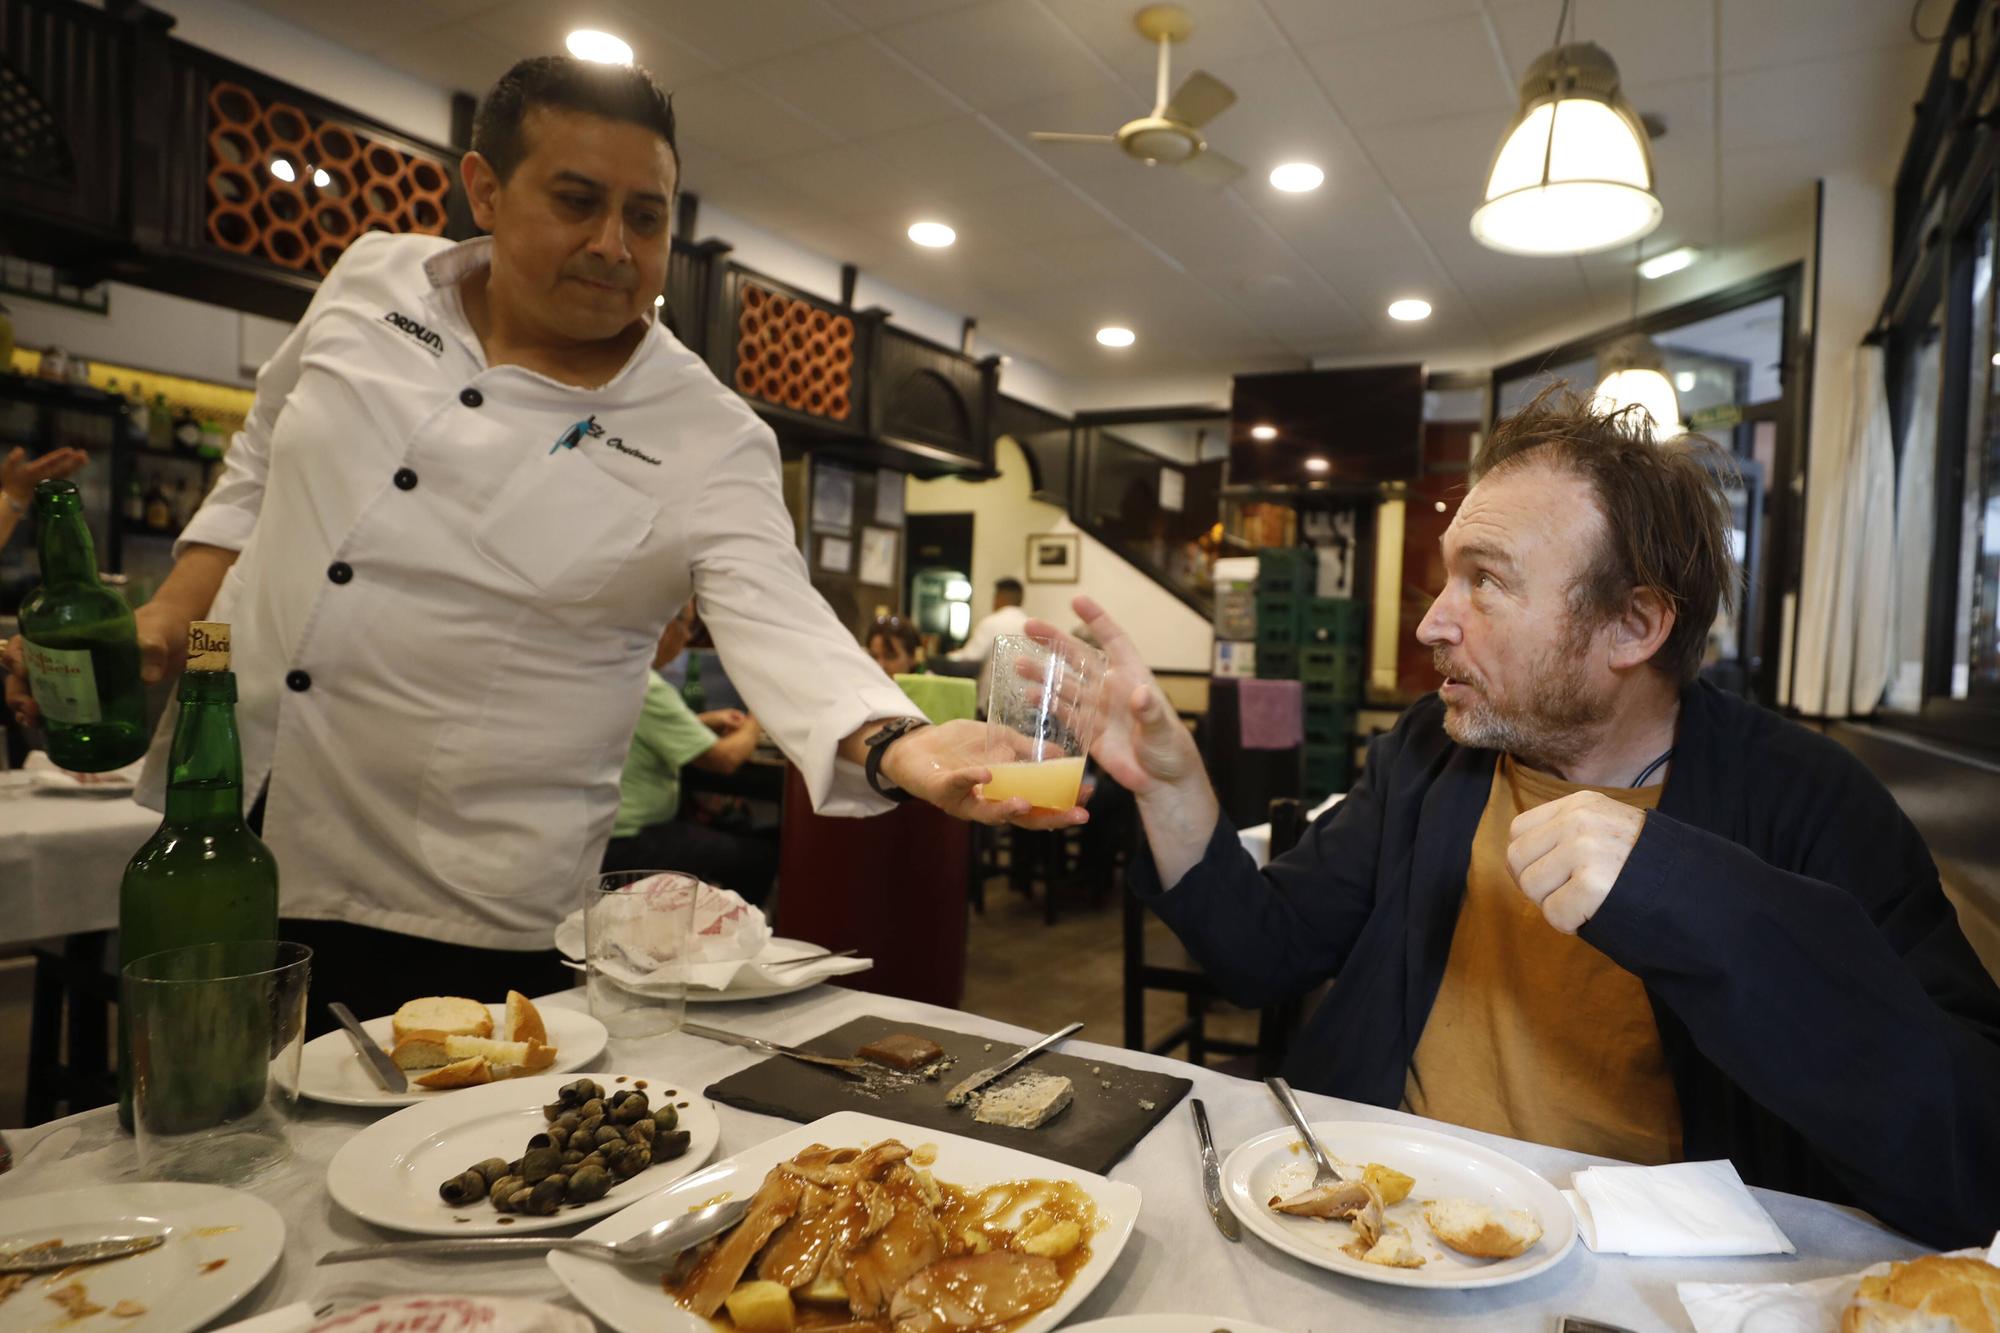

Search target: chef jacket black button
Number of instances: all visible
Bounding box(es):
[394,468,418,490]
[327,561,353,585]
[460,387,484,408]
[286,669,312,692]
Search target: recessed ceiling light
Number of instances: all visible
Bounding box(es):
[907,221,956,248]
[1639,246,1700,280]
[1250,424,1278,441]
[1305,457,1330,473]
[654,294,665,307]
[1434,500,1448,512]
[1388,298,1432,322]
[269,157,296,183]
[311,167,331,188]
[1269,162,1324,193]
[566,29,633,64]
[1096,326,1135,347]
[1674,370,1696,392]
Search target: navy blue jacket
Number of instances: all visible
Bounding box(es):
[1134,682,2000,1249]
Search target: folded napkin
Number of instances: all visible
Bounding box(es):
[1564,1160,1794,1257]
[1676,1240,1997,1333]
[1237,678,1303,750]
[687,940,873,991]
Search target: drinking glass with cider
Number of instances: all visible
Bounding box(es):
[980,632,1106,812]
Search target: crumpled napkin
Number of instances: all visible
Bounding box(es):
[1563,1160,1794,1257]
[22,750,142,794]
[558,884,870,992]
[1676,1238,1999,1333]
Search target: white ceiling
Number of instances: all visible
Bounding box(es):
[236,0,1936,383]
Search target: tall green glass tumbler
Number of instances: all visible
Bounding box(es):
[18,478,147,771]
[118,622,280,1131]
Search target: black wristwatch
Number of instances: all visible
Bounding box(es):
[863,716,929,802]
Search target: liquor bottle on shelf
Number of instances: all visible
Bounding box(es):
[171,407,202,455]
[682,650,705,711]
[122,474,145,524]
[198,420,227,461]
[117,621,280,1131]
[147,393,172,450]
[144,477,172,531]
[171,477,194,527]
[17,478,149,772]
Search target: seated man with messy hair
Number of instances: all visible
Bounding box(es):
[1064,388,2000,1248]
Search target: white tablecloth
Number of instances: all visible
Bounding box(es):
[1238,792,1343,868]
[0,985,1928,1332]
[0,780,157,946]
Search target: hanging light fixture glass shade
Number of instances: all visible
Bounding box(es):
[1594,332,1682,437]
[1471,42,1662,256]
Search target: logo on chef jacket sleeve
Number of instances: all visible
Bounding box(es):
[382,310,445,356]
[551,414,660,465]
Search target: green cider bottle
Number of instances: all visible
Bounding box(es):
[19,478,148,772]
[117,621,280,1130]
[681,650,705,711]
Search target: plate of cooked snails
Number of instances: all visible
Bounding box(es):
[325,1073,720,1235]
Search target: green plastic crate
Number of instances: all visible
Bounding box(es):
[1304,597,1367,646]
[1303,741,1351,796]
[1256,593,1303,647]
[1304,703,1349,749]
[1256,646,1299,679]
[1301,645,1364,699]
[1256,547,1315,598]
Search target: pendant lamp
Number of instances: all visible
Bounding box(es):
[1594,332,1682,438]
[1470,2,1662,257]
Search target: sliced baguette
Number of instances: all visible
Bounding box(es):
[444,1034,558,1073]
[1842,1254,2000,1333]
[388,1034,452,1070]
[413,1055,492,1090]
[504,990,547,1045]
[391,996,491,1045]
[1423,1198,1543,1260]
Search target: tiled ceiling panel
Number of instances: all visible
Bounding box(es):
[231,0,1936,383]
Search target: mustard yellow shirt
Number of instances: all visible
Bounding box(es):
[1402,755,1683,1165]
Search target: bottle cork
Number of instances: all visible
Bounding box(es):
[186,621,230,672]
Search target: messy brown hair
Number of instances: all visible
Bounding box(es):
[1471,384,1737,683]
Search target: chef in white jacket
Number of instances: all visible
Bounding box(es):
[7,56,1077,1016]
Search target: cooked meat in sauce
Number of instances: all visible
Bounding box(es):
[666,1139,1097,1332]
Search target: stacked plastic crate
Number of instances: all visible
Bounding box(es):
[1255,547,1363,800]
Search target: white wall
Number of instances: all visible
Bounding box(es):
[154,0,454,145]
[905,435,1212,672]
[7,283,288,387]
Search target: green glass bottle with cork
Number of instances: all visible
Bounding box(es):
[18,477,148,771]
[117,621,280,1130]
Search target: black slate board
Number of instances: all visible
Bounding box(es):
[702,1016,1191,1175]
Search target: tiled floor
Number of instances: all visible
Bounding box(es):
[0,877,1259,1127]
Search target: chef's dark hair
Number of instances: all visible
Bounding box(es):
[473,56,678,181]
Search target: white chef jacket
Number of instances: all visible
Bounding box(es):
[137,232,922,950]
[949,604,1030,709]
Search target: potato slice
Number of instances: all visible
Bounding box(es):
[723,1280,794,1332]
[1362,1163,1415,1207]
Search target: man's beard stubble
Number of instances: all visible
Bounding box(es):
[1433,620,1611,774]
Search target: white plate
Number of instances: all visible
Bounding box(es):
[1221,1119,1577,1290]
[325,1071,719,1236]
[552,919,869,1003]
[1072,1312,1288,1320]
[299,1002,608,1108]
[548,1109,1143,1333]
[0,1183,284,1333]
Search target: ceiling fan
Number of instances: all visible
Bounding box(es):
[1030,4,1243,186]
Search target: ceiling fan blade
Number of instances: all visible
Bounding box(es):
[1180,148,1245,186]
[1029,131,1120,145]
[1164,71,1237,128]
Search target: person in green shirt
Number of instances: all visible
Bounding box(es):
[604,601,775,904]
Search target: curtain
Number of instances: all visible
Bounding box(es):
[1794,345,1896,717]
[1886,343,1941,711]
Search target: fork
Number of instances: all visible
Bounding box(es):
[1265,1076,1362,1188]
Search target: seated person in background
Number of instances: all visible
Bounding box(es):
[951,577,1029,708]
[866,614,921,677]
[1055,387,2000,1249]
[604,601,777,906]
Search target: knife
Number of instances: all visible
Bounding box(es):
[328,1002,407,1093]
[0,1235,164,1274]
[681,1021,869,1077]
[1190,1098,1239,1241]
[944,1021,1084,1107]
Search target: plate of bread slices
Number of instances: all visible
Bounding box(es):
[299,991,608,1107]
[1220,1119,1576,1290]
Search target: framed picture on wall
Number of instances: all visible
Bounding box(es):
[818,535,853,573]
[1026,532,1080,583]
